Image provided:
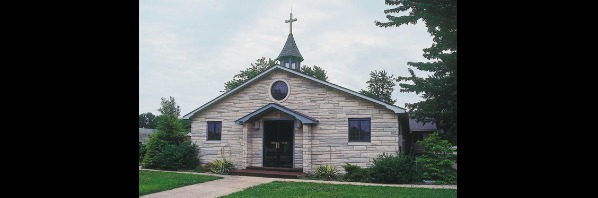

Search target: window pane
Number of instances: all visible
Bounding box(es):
[208,122,215,133]
[360,120,370,133]
[271,81,288,100]
[207,121,221,140]
[215,122,221,140]
[348,118,370,142]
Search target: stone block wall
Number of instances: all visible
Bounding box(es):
[190,69,401,172]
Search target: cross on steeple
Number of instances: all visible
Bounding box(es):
[285,12,297,34]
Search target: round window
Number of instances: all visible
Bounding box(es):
[270,81,289,100]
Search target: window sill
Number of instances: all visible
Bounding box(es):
[205,141,222,144]
[348,142,371,146]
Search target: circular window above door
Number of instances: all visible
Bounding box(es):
[270,80,289,101]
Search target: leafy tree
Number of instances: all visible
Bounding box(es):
[139,112,158,129]
[375,0,457,144]
[224,57,277,92]
[224,57,330,92]
[158,96,181,118]
[300,65,329,81]
[359,70,397,105]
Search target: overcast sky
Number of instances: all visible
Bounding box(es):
[139,0,433,116]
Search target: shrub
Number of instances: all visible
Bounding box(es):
[150,141,200,171]
[369,153,419,184]
[209,159,235,174]
[415,132,457,184]
[139,143,147,163]
[342,163,369,182]
[141,133,168,168]
[193,165,204,173]
[314,164,338,180]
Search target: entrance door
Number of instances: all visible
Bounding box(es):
[263,120,294,168]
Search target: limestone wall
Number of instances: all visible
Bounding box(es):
[190,69,400,172]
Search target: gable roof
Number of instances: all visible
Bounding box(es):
[276,33,303,61]
[235,103,318,125]
[182,65,406,119]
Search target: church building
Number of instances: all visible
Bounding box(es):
[182,13,411,174]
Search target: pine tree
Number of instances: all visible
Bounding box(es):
[375,0,457,144]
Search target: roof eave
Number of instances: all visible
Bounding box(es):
[234,103,319,125]
[182,65,283,120]
[275,66,407,114]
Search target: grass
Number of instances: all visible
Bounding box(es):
[139,170,222,196]
[221,181,457,198]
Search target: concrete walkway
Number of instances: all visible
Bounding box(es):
[140,169,457,198]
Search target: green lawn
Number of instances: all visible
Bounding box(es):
[139,170,222,196]
[221,181,457,198]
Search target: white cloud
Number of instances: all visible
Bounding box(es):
[139,0,434,115]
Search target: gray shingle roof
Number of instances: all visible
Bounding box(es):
[408,118,438,131]
[139,128,156,143]
[276,33,303,61]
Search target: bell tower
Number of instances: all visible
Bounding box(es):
[276,12,303,71]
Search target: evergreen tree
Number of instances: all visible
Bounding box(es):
[142,96,188,168]
[375,0,457,144]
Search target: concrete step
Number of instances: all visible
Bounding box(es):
[230,168,304,179]
[245,166,303,173]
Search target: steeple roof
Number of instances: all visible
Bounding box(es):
[276,33,303,61]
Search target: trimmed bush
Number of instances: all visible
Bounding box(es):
[415,132,457,184]
[314,164,338,180]
[150,141,200,171]
[342,163,369,182]
[210,159,235,174]
[369,153,419,184]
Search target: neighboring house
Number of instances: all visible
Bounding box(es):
[406,118,441,154]
[139,128,190,144]
[182,15,412,173]
[139,128,156,144]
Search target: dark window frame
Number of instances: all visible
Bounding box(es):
[348,118,371,142]
[270,81,289,100]
[207,121,222,141]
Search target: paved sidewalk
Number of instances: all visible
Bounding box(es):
[140,169,457,198]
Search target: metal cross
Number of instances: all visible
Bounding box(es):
[285,12,297,34]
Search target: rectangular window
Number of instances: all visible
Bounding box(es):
[291,63,296,69]
[207,121,222,141]
[348,118,371,142]
[285,62,290,68]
